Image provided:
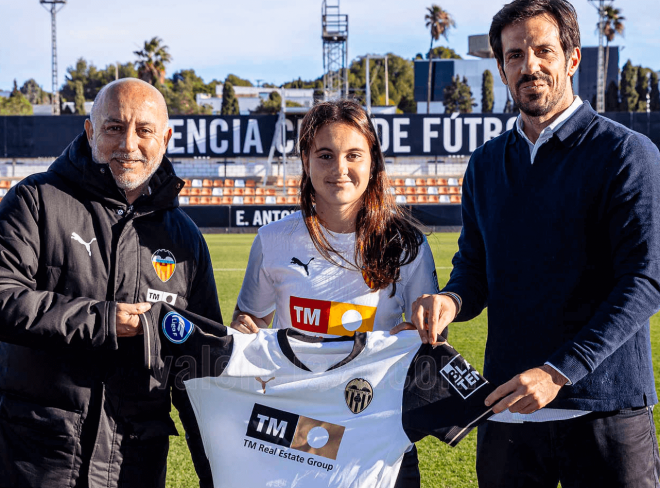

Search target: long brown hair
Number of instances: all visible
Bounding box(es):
[298,99,424,296]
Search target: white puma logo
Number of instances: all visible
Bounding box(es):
[71,232,97,257]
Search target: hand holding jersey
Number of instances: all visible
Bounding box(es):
[143,303,496,488]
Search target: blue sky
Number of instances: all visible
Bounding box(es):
[0,0,657,92]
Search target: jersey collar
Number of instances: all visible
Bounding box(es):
[277,329,367,372]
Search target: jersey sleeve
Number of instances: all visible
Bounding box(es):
[400,237,440,322]
[402,342,495,446]
[236,233,277,318]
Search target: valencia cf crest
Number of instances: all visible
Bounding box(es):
[152,249,176,282]
[344,378,373,414]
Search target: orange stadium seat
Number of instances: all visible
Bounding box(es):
[255,196,266,204]
[450,195,462,204]
[425,178,436,186]
[415,179,426,187]
[244,188,255,196]
[183,179,192,187]
[286,188,297,196]
[223,188,233,196]
[180,188,190,196]
[211,197,222,205]
[286,178,299,188]
[415,187,427,195]
[189,197,201,205]
[405,187,416,195]
[224,179,234,187]
[233,188,245,196]
[200,197,211,205]
[190,188,201,196]
[266,188,277,196]
[213,179,224,187]
[438,187,450,195]
[276,178,284,187]
[406,196,418,204]
[393,178,405,186]
[395,187,404,195]
[428,195,440,203]
[437,178,448,186]
[202,179,213,188]
[244,196,255,205]
[276,196,287,204]
[221,197,232,205]
[246,180,256,188]
[286,196,299,205]
[449,187,460,194]
[0,180,10,189]
[201,188,212,196]
[417,195,429,204]
[255,188,265,196]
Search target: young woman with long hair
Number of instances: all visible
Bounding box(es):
[230,99,441,487]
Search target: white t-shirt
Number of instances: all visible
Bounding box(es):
[237,211,439,336]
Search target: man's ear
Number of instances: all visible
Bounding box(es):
[163,126,173,148]
[567,47,581,78]
[84,119,94,144]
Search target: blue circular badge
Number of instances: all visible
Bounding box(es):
[162,311,194,344]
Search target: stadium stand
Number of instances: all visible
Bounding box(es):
[0,176,462,206]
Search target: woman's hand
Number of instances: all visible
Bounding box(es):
[230,306,275,334]
[390,294,456,345]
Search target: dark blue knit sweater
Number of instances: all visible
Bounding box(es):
[443,102,660,411]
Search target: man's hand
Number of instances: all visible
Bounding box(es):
[116,302,151,337]
[230,313,261,334]
[485,365,569,414]
[391,294,456,345]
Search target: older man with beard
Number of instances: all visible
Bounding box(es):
[403,0,660,486]
[0,78,222,488]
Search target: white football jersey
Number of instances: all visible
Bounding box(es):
[143,304,495,488]
[237,211,440,336]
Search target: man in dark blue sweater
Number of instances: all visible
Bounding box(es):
[398,0,660,486]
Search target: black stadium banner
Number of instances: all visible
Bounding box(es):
[3,113,659,159]
[179,205,462,229]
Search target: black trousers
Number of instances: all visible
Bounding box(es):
[477,407,660,488]
[394,444,421,488]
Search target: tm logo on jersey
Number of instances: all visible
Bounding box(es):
[162,311,194,344]
[246,403,345,460]
[289,296,376,336]
[440,355,488,399]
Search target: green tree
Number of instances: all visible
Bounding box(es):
[61,59,138,103]
[158,72,211,115]
[481,70,494,113]
[426,46,461,59]
[650,71,660,112]
[134,37,172,85]
[74,80,86,114]
[225,74,253,87]
[20,79,47,104]
[601,6,624,91]
[619,60,638,112]
[424,5,455,114]
[443,75,475,113]
[221,81,240,115]
[254,91,282,114]
[0,87,33,115]
[636,67,652,112]
[347,53,414,111]
[282,77,323,89]
[605,80,619,111]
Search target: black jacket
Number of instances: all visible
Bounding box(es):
[0,133,223,488]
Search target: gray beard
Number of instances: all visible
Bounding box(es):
[91,144,160,192]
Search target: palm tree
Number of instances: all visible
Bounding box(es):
[134,37,172,85]
[425,5,455,114]
[600,7,624,93]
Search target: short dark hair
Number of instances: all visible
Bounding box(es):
[489,0,581,68]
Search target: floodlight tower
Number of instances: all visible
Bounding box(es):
[589,0,613,113]
[40,0,66,115]
[322,0,349,100]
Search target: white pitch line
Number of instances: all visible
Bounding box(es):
[213,266,453,271]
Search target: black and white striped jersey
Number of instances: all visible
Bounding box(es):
[143,304,494,488]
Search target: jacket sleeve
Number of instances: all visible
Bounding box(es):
[171,231,224,488]
[0,182,118,351]
[547,134,660,384]
[441,150,489,321]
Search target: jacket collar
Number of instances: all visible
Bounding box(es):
[49,132,184,212]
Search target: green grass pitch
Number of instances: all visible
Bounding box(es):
[165,233,660,488]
